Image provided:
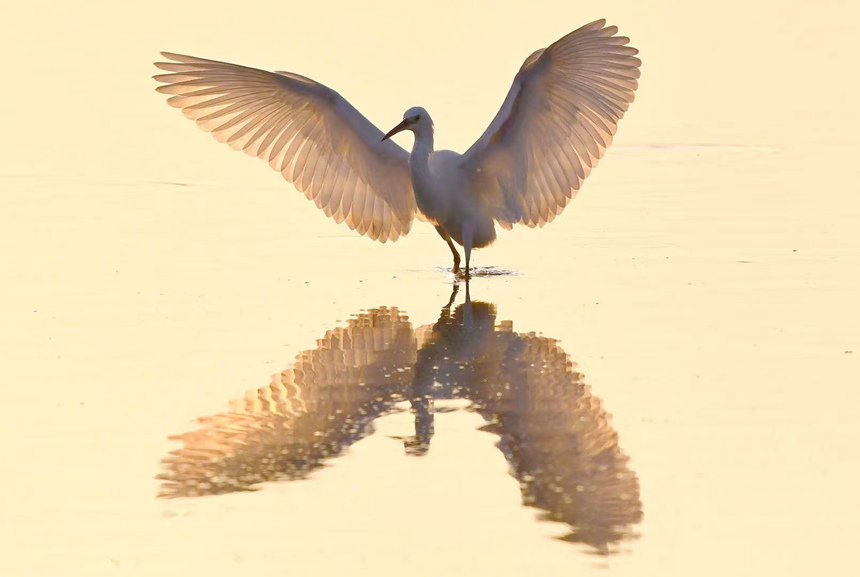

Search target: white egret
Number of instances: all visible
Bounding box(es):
[154,19,640,276]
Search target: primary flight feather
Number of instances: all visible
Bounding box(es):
[154,19,640,275]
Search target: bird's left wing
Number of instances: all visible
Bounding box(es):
[459,20,641,228]
[154,53,415,242]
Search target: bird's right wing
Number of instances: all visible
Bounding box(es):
[154,53,415,242]
[460,20,641,228]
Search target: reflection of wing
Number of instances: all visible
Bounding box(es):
[158,307,416,498]
[471,331,642,552]
[413,295,641,552]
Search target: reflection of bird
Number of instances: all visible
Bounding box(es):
[159,285,642,554]
[154,20,640,276]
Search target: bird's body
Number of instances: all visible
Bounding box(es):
[155,20,640,276]
[415,149,498,249]
[406,129,498,271]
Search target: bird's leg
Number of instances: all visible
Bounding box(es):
[432,283,459,333]
[463,223,473,279]
[444,283,460,311]
[450,243,461,274]
[435,226,461,274]
[463,276,473,327]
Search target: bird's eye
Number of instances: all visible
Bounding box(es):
[413,115,420,122]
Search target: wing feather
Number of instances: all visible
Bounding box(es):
[331,161,352,224]
[154,53,416,242]
[461,20,640,228]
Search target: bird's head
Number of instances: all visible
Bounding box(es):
[382,106,433,141]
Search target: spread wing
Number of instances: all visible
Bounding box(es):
[154,53,415,242]
[460,20,641,228]
[472,332,643,552]
[157,308,417,498]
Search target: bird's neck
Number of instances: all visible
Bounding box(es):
[411,129,434,160]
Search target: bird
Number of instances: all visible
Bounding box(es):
[154,19,641,277]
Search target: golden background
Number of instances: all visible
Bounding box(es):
[1,1,858,575]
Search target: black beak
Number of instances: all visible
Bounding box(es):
[382,119,410,141]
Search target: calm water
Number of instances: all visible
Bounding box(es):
[2,1,859,575]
